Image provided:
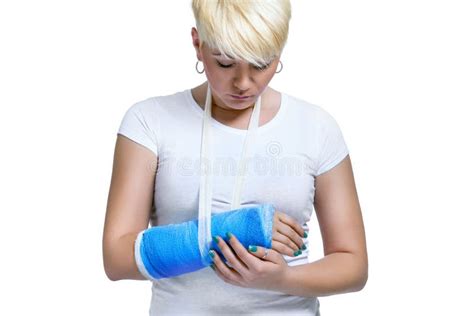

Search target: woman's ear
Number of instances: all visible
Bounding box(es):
[191,27,203,61]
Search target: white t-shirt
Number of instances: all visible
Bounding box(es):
[117,87,349,315]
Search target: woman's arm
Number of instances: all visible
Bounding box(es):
[102,135,158,281]
[279,155,368,297]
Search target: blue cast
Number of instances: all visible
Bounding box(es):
[135,204,275,281]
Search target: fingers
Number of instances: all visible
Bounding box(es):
[271,240,304,257]
[212,233,254,272]
[276,211,306,238]
[210,237,287,289]
[273,211,308,254]
[248,245,282,265]
[274,220,304,250]
[273,224,301,251]
[209,251,240,287]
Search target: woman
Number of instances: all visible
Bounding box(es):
[103,0,368,315]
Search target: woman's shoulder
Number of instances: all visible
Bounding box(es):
[131,89,188,110]
[282,91,337,124]
[123,89,192,122]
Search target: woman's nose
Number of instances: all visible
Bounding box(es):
[233,67,254,92]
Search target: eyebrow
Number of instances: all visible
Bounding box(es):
[212,52,235,59]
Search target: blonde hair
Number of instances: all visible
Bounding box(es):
[191,0,292,68]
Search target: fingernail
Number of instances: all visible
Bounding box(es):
[249,245,257,252]
[209,250,215,260]
[213,236,219,244]
[303,231,308,238]
[210,264,216,270]
[293,250,299,256]
[226,232,233,240]
[298,250,302,256]
[301,244,307,250]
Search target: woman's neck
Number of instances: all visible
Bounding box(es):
[190,82,280,130]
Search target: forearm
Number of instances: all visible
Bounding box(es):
[103,231,146,281]
[277,252,368,297]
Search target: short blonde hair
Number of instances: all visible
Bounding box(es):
[191,0,292,68]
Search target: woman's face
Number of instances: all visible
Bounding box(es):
[192,27,280,111]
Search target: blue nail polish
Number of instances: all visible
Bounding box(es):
[226,232,233,240]
[249,245,257,252]
[209,250,215,260]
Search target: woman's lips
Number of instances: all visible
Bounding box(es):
[230,94,252,100]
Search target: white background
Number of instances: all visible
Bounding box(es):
[1,1,473,315]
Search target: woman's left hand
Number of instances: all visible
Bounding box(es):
[209,232,289,291]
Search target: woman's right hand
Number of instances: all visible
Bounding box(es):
[272,210,306,257]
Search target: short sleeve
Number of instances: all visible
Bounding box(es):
[314,108,349,177]
[117,98,159,156]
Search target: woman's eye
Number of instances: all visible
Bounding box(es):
[216,61,271,70]
[254,63,270,71]
[217,61,233,68]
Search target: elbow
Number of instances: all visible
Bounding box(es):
[103,261,121,281]
[103,251,125,281]
[354,270,368,292]
[102,239,127,281]
[104,268,121,282]
[353,258,369,292]
[343,251,368,293]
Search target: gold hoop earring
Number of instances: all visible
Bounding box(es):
[275,60,283,73]
[195,60,205,74]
